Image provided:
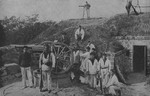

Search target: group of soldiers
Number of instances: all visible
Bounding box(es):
[18,1,134,95]
[18,24,123,95]
[71,41,122,95]
[66,25,122,95]
[80,0,139,19]
[18,45,55,93]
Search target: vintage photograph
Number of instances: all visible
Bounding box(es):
[0,0,150,96]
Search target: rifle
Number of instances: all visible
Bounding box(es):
[39,61,43,92]
[100,76,103,93]
[97,72,103,92]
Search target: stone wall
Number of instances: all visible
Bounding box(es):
[116,36,150,71]
[0,63,21,87]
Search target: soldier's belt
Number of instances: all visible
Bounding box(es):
[101,67,108,69]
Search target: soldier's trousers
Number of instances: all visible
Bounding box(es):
[42,70,52,90]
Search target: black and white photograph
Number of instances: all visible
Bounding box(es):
[0,0,150,96]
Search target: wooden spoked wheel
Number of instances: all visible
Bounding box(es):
[51,42,73,75]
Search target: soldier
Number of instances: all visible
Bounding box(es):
[79,1,91,19]
[86,41,95,53]
[86,52,99,88]
[104,69,122,95]
[98,53,111,87]
[84,1,91,19]
[61,32,70,46]
[75,25,85,44]
[39,44,55,93]
[80,47,90,84]
[80,47,90,72]
[71,44,83,83]
[126,0,138,16]
[126,0,132,16]
[19,46,33,89]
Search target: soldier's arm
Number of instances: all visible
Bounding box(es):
[97,60,100,72]
[86,60,89,72]
[51,53,56,68]
[108,60,111,72]
[75,30,78,40]
[98,59,102,69]
[79,5,85,7]
[81,29,85,40]
[39,54,42,68]
[18,54,22,66]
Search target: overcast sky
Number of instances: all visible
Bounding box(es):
[0,0,150,22]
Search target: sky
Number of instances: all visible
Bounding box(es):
[0,0,150,22]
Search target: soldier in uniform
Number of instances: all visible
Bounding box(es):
[104,69,122,96]
[84,1,91,19]
[126,0,132,16]
[99,53,111,87]
[39,44,55,93]
[19,46,33,89]
[61,32,70,46]
[75,25,85,44]
[86,52,99,88]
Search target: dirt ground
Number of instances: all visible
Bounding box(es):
[1,72,150,96]
[122,72,150,96]
[0,82,99,96]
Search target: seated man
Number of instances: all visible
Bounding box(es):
[86,41,95,53]
[104,69,122,96]
[75,25,85,43]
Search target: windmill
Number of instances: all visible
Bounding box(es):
[134,0,142,13]
[134,0,150,13]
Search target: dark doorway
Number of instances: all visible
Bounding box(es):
[133,45,147,72]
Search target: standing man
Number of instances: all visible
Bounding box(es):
[19,46,33,89]
[126,0,138,16]
[80,47,90,84]
[39,44,55,93]
[98,53,111,86]
[86,52,99,88]
[80,47,90,73]
[61,32,70,46]
[75,25,85,44]
[126,0,132,16]
[71,44,82,82]
[79,1,91,19]
[84,1,91,19]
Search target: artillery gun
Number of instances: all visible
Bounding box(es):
[11,41,78,88]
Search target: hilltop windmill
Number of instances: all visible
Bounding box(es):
[134,0,142,13]
[134,0,150,13]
